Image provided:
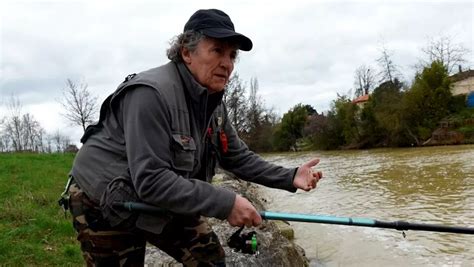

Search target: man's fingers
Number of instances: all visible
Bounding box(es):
[306,171,321,191]
[251,211,262,227]
[252,218,261,227]
[304,158,320,168]
[312,171,323,179]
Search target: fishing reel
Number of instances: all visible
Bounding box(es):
[227,226,258,255]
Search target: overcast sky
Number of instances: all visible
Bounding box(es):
[1,0,473,145]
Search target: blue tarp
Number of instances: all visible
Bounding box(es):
[467,92,474,108]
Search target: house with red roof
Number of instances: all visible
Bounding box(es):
[352,94,369,108]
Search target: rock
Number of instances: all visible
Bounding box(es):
[274,220,295,240]
[144,174,309,267]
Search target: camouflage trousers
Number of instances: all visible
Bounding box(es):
[68,183,226,266]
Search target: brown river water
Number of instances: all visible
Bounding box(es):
[261,144,474,267]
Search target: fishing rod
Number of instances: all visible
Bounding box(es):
[113,202,474,235]
[260,211,474,235]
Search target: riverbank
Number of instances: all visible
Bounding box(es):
[145,173,309,266]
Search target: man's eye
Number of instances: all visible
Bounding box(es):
[213,48,222,53]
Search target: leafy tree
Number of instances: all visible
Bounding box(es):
[304,112,340,150]
[250,111,279,152]
[360,79,405,146]
[332,95,360,145]
[302,104,317,115]
[304,96,359,150]
[358,102,380,147]
[273,104,309,151]
[402,61,452,145]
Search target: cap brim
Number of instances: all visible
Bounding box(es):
[200,28,253,51]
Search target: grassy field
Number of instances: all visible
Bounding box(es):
[0,153,83,266]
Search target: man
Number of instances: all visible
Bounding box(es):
[64,8,323,266]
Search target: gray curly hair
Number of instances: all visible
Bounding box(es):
[167,30,240,63]
[166,30,205,63]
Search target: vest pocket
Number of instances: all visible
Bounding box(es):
[171,134,196,172]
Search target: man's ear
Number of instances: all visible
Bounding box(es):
[181,47,192,64]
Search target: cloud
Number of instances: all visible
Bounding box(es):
[1,0,472,145]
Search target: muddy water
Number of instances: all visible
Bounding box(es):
[261,145,474,266]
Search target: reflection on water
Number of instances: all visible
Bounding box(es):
[262,145,474,266]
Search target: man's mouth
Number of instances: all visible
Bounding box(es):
[214,74,228,81]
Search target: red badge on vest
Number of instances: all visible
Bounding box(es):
[219,131,228,154]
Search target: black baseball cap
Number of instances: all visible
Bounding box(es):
[184,9,253,51]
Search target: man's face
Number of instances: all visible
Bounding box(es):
[182,38,237,94]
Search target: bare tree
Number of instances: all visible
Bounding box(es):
[244,77,278,152]
[376,43,401,83]
[0,134,10,152]
[36,128,46,152]
[21,113,44,152]
[0,111,4,128]
[223,73,248,134]
[353,65,376,97]
[48,130,73,153]
[2,95,44,152]
[5,96,24,151]
[59,79,99,132]
[21,113,32,150]
[0,113,4,152]
[419,35,470,74]
[51,130,63,152]
[247,77,264,131]
[62,135,71,152]
[1,99,9,152]
[45,135,52,153]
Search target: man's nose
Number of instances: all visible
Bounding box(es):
[220,55,234,71]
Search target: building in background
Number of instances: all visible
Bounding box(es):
[451,68,474,99]
[352,94,369,109]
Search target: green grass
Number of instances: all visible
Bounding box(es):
[0,153,83,266]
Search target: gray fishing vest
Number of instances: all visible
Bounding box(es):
[82,63,191,145]
[78,62,226,234]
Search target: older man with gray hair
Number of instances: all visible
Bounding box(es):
[63,8,322,266]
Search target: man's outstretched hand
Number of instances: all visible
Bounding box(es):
[293,158,323,191]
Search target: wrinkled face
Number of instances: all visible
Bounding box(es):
[182,38,237,94]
